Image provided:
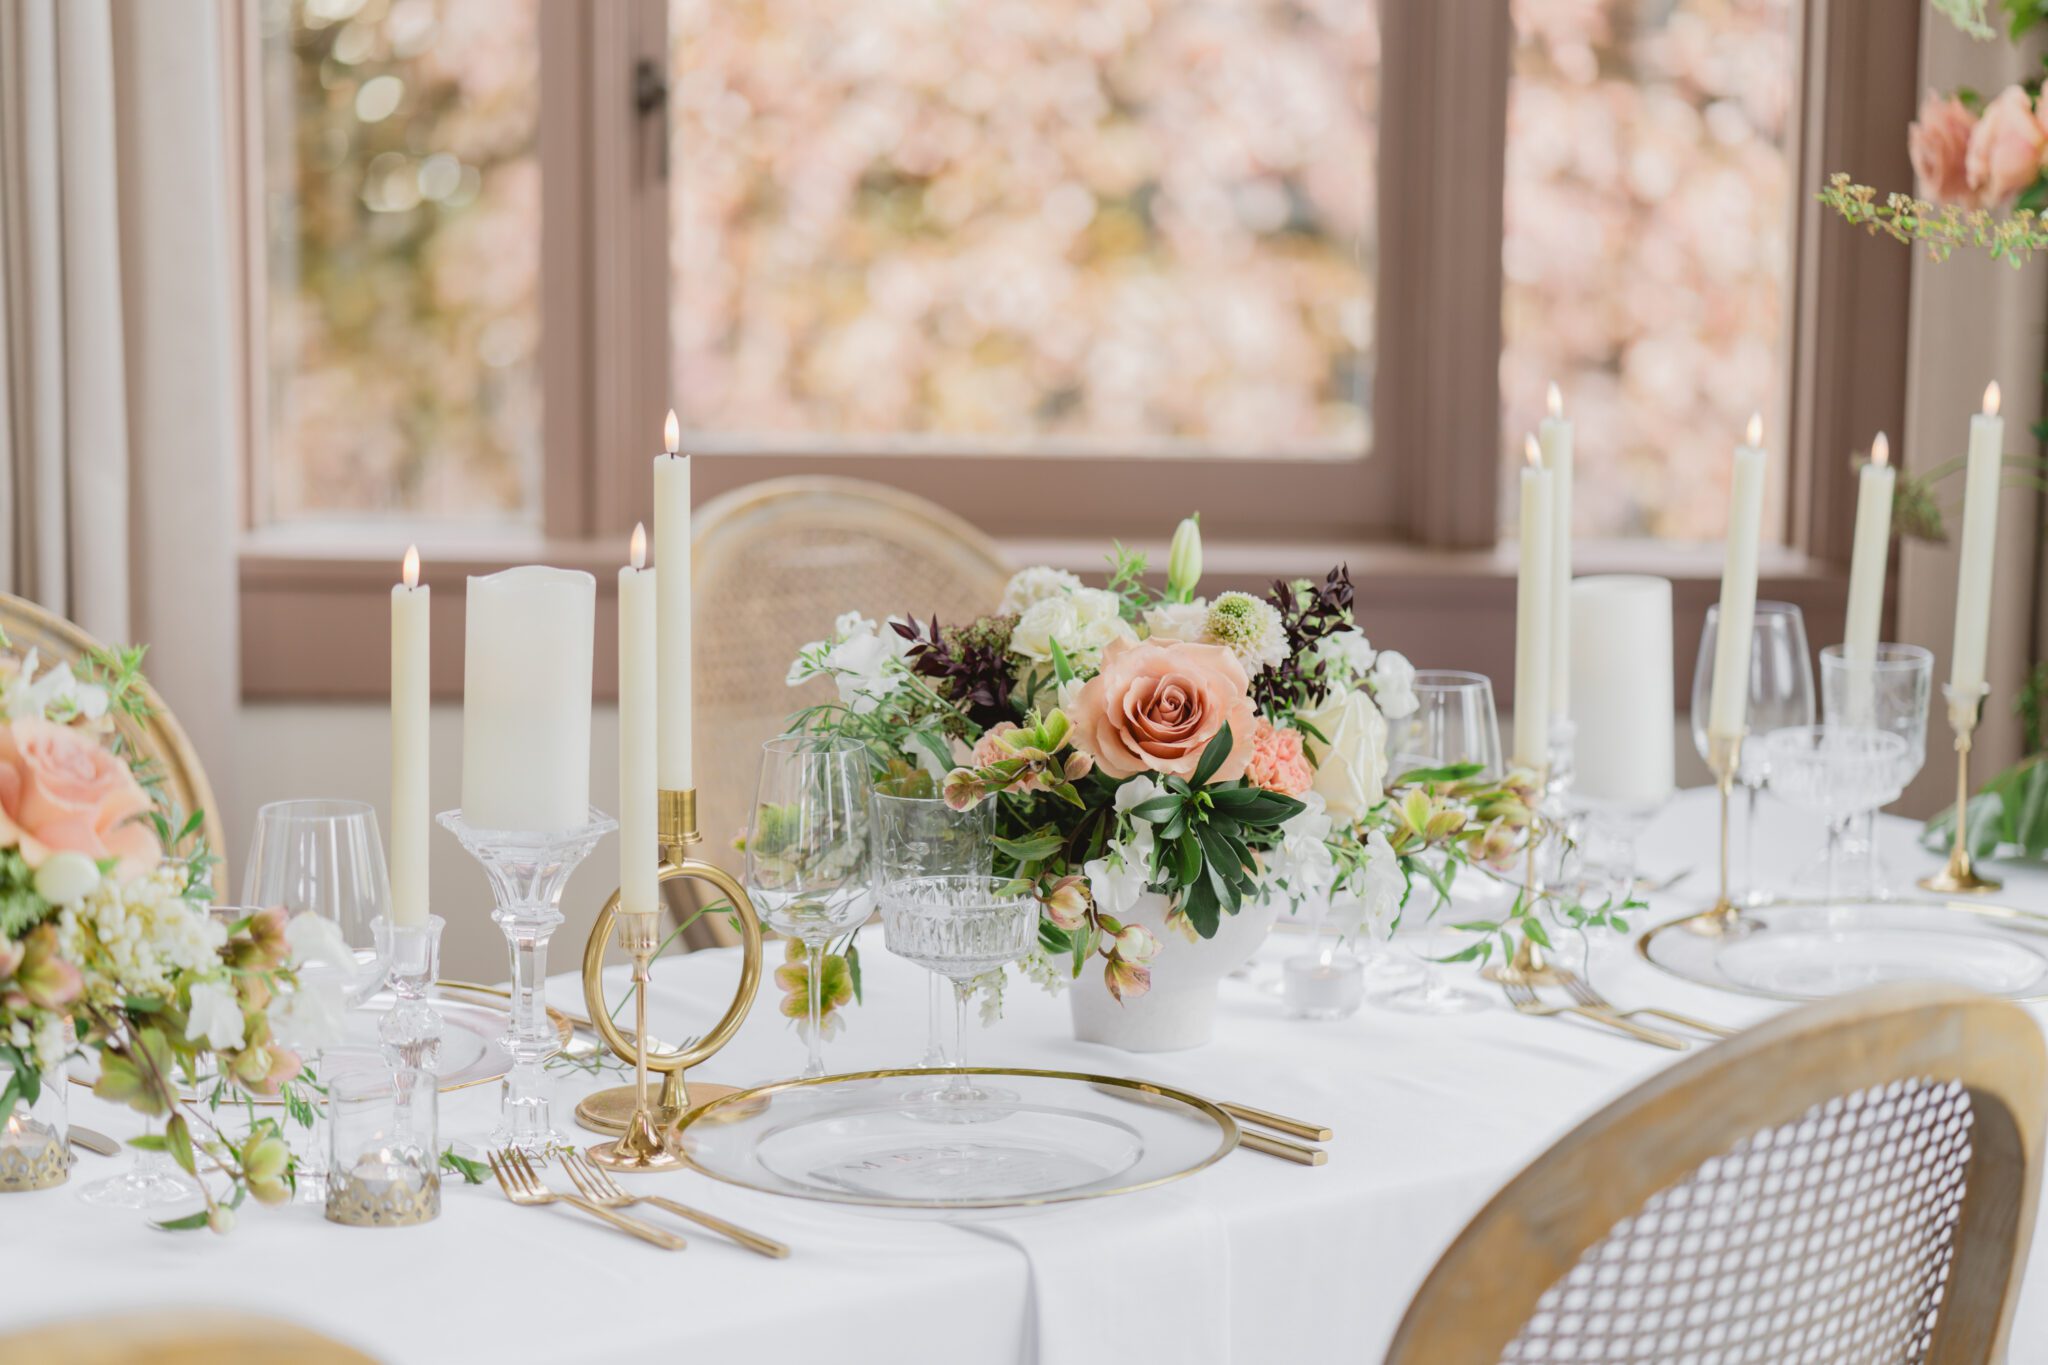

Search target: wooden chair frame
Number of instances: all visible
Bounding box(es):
[1387,983,2046,1364]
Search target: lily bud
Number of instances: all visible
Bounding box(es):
[1166,514,1202,603]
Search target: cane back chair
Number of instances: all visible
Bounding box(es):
[0,1309,378,1363]
[1386,983,2045,1364]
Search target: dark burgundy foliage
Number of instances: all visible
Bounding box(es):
[892,614,1017,730]
[1255,565,1355,712]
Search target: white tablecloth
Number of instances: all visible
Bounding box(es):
[7,788,2048,1363]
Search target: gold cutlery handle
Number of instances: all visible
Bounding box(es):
[1567,1005,1686,1051]
[559,1193,687,1249]
[645,1196,789,1258]
[1238,1131,1328,1166]
[67,1125,120,1157]
[1220,1103,1333,1143]
[1635,1007,1734,1039]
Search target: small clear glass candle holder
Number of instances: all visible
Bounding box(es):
[0,1059,69,1192]
[1282,952,1366,1021]
[325,1066,440,1228]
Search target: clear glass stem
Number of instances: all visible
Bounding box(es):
[921,973,947,1068]
[1862,807,1882,899]
[493,905,564,1153]
[1824,815,1848,906]
[942,979,974,1103]
[1738,779,1761,905]
[802,939,826,1080]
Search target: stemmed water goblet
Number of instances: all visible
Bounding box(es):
[745,737,872,1079]
[1762,726,1908,904]
[1378,670,1504,1014]
[1690,602,1814,904]
[1817,644,1933,899]
[877,875,1037,1115]
[871,776,994,1069]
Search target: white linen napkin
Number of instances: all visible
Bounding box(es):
[962,1186,1232,1365]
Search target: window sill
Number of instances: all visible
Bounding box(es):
[238,534,1847,702]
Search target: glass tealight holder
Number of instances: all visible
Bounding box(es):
[1282,951,1366,1021]
[0,1060,69,1193]
[325,1066,440,1228]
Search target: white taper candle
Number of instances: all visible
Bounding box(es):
[1950,383,2004,696]
[619,525,657,917]
[390,546,430,926]
[654,411,694,790]
[1513,435,1554,772]
[1540,382,1573,719]
[1707,414,1768,738]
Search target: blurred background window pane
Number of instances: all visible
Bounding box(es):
[260,0,542,527]
[1500,0,1796,541]
[669,0,1378,460]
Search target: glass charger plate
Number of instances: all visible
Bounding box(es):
[677,1068,1238,1215]
[1637,898,2048,1003]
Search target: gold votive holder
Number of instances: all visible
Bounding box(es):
[0,1062,70,1193]
[324,1067,439,1227]
[1920,681,2003,895]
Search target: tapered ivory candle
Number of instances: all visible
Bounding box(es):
[1707,414,1769,739]
[1842,432,1895,663]
[1513,435,1553,772]
[1569,575,1674,808]
[460,566,595,832]
[1950,383,2004,696]
[1540,382,1573,719]
[618,525,657,917]
[654,410,694,791]
[390,546,430,927]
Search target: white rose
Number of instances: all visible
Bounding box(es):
[1370,650,1417,720]
[1312,628,1377,686]
[1141,600,1209,643]
[998,566,1084,616]
[32,851,101,905]
[1012,588,1133,672]
[185,980,247,1053]
[1295,685,1388,825]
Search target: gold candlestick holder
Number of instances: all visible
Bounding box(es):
[578,787,764,1172]
[1485,766,1564,986]
[1685,729,1752,938]
[1919,682,2002,896]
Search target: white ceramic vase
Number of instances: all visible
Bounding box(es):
[1068,891,1275,1052]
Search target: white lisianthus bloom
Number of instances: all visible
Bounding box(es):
[186,979,247,1052]
[1141,600,1209,643]
[1328,831,1405,942]
[1295,685,1389,825]
[1311,627,1377,688]
[1262,792,1335,905]
[286,912,356,971]
[273,975,347,1053]
[1011,588,1134,673]
[998,566,1084,616]
[823,618,914,714]
[1113,774,1163,818]
[1371,649,1418,720]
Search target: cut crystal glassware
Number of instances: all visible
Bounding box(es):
[871,783,993,1069]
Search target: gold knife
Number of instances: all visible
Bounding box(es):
[1238,1131,1327,1166]
[1220,1102,1332,1143]
[68,1125,119,1157]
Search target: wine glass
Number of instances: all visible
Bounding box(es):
[1380,670,1503,1014]
[1818,644,1933,898]
[1763,726,1907,903]
[878,875,1037,1115]
[1690,602,1814,903]
[745,737,872,1079]
[240,799,394,1199]
[871,778,993,1069]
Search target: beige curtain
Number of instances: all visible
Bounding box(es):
[0,0,238,804]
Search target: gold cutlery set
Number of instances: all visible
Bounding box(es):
[1493,950,1732,1050]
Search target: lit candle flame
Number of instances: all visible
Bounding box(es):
[401,545,420,590]
[1745,412,1763,447]
[1523,434,1542,469]
[663,409,680,454]
[1870,432,1889,469]
[1546,382,1562,420]
[630,522,647,569]
[1984,381,2001,417]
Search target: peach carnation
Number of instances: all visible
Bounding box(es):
[1244,719,1314,797]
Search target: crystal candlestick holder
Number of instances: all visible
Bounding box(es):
[373,915,444,1072]
[439,809,616,1155]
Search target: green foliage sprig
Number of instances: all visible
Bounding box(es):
[1819,175,2048,268]
[1124,726,1305,938]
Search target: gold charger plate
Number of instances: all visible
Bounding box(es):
[675,1066,1240,1215]
[1637,895,2048,1004]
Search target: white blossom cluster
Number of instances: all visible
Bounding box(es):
[0,650,110,725]
[786,610,917,714]
[56,865,226,1009]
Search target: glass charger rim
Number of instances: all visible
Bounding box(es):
[1635,895,2048,1004]
[677,1066,1241,1211]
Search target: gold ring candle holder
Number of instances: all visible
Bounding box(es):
[1920,682,2002,896]
[1683,729,1753,938]
[578,787,764,1172]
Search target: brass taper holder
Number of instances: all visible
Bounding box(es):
[579,787,764,1171]
[1685,730,1752,938]
[1920,683,2002,895]
[1484,766,1564,986]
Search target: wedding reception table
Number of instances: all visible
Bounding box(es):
[9,787,2048,1363]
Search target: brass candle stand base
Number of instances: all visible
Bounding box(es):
[1920,683,2002,896]
[580,787,764,1173]
[1684,730,1755,938]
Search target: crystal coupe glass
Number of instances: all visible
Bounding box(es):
[1763,726,1907,904]
[1818,644,1932,899]
[879,875,1037,1113]
[872,780,993,1069]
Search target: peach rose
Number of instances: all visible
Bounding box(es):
[0,718,161,877]
[1911,90,1980,207]
[1966,85,2047,208]
[1067,637,1255,782]
[1244,719,1314,797]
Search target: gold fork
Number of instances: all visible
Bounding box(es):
[486,1149,687,1250]
[1553,968,1734,1040]
[559,1148,790,1259]
[1499,978,1688,1051]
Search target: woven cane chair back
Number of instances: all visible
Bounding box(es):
[0,1309,378,1363]
[0,592,227,876]
[1387,984,2045,1365]
[688,478,1008,936]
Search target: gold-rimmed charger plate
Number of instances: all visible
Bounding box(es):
[1638,896,2048,1004]
[676,1067,1240,1215]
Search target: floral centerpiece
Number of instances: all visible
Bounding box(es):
[0,635,330,1228]
[784,518,1628,1050]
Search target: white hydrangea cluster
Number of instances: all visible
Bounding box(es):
[56,864,225,1007]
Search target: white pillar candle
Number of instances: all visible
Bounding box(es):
[460,566,596,832]
[1540,382,1573,719]
[618,525,657,917]
[1513,435,1553,772]
[1842,432,1896,663]
[1950,382,2004,696]
[390,546,430,927]
[654,411,694,791]
[1569,575,1675,807]
[1707,414,1769,739]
